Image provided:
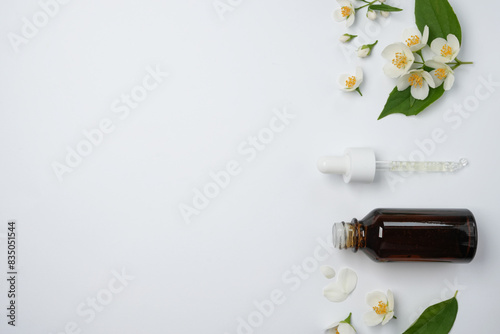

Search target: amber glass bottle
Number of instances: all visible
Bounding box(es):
[333,208,478,263]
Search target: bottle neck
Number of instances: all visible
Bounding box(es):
[333,219,365,251]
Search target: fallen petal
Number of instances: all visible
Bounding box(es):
[337,267,358,294]
[321,265,336,279]
[323,281,348,302]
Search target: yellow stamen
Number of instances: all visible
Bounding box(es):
[406,35,420,47]
[408,73,423,88]
[345,76,356,89]
[341,6,352,17]
[335,330,340,334]
[392,52,408,69]
[373,300,388,315]
[434,68,447,80]
[441,44,453,57]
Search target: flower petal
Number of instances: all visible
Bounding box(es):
[366,291,387,307]
[337,267,357,294]
[346,13,355,27]
[421,25,429,45]
[363,311,384,326]
[321,265,336,279]
[429,69,444,87]
[422,71,436,88]
[323,282,348,302]
[355,66,363,82]
[404,49,415,66]
[430,37,447,56]
[401,27,421,43]
[333,9,345,22]
[409,44,423,52]
[433,55,450,63]
[447,34,460,50]
[326,321,340,330]
[397,74,411,91]
[338,322,356,334]
[411,82,429,100]
[387,289,394,311]
[401,44,414,57]
[444,73,455,90]
[338,74,350,89]
[382,311,394,325]
[381,43,404,60]
[337,0,351,6]
[425,60,444,69]
[383,63,403,78]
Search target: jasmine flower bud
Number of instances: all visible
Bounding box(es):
[357,40,378,58]
[357,48,370,58]
[339,33,357,43]
[367,9,377,20]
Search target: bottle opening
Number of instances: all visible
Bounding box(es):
[333,222,346,249]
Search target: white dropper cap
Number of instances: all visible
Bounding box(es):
[317,148,376,183]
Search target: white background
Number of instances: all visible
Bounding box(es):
[0,0,499,333]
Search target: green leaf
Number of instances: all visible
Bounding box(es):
[378,85,445,120]
[369,4,403,12]
[415,0,462,45]
[402,293,458,334]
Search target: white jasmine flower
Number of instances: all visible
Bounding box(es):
[367,9,377,20]
[333,0,355,27]
[431,34,460,63]
[397,69,436,100]
[426,60,455,90]
[381,42,415,78]
[381,11,390,17]
[363,290,395,326]
[321,265,336,279]
[323,267,358,302]
[339,33,357,43]
[402,25,429,52]
[338,67,363,96]
[326,314,357,334]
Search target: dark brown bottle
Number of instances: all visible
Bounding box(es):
[333,208,477,263]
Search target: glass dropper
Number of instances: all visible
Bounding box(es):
[317,148,469,183]
[375,158,469,173]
